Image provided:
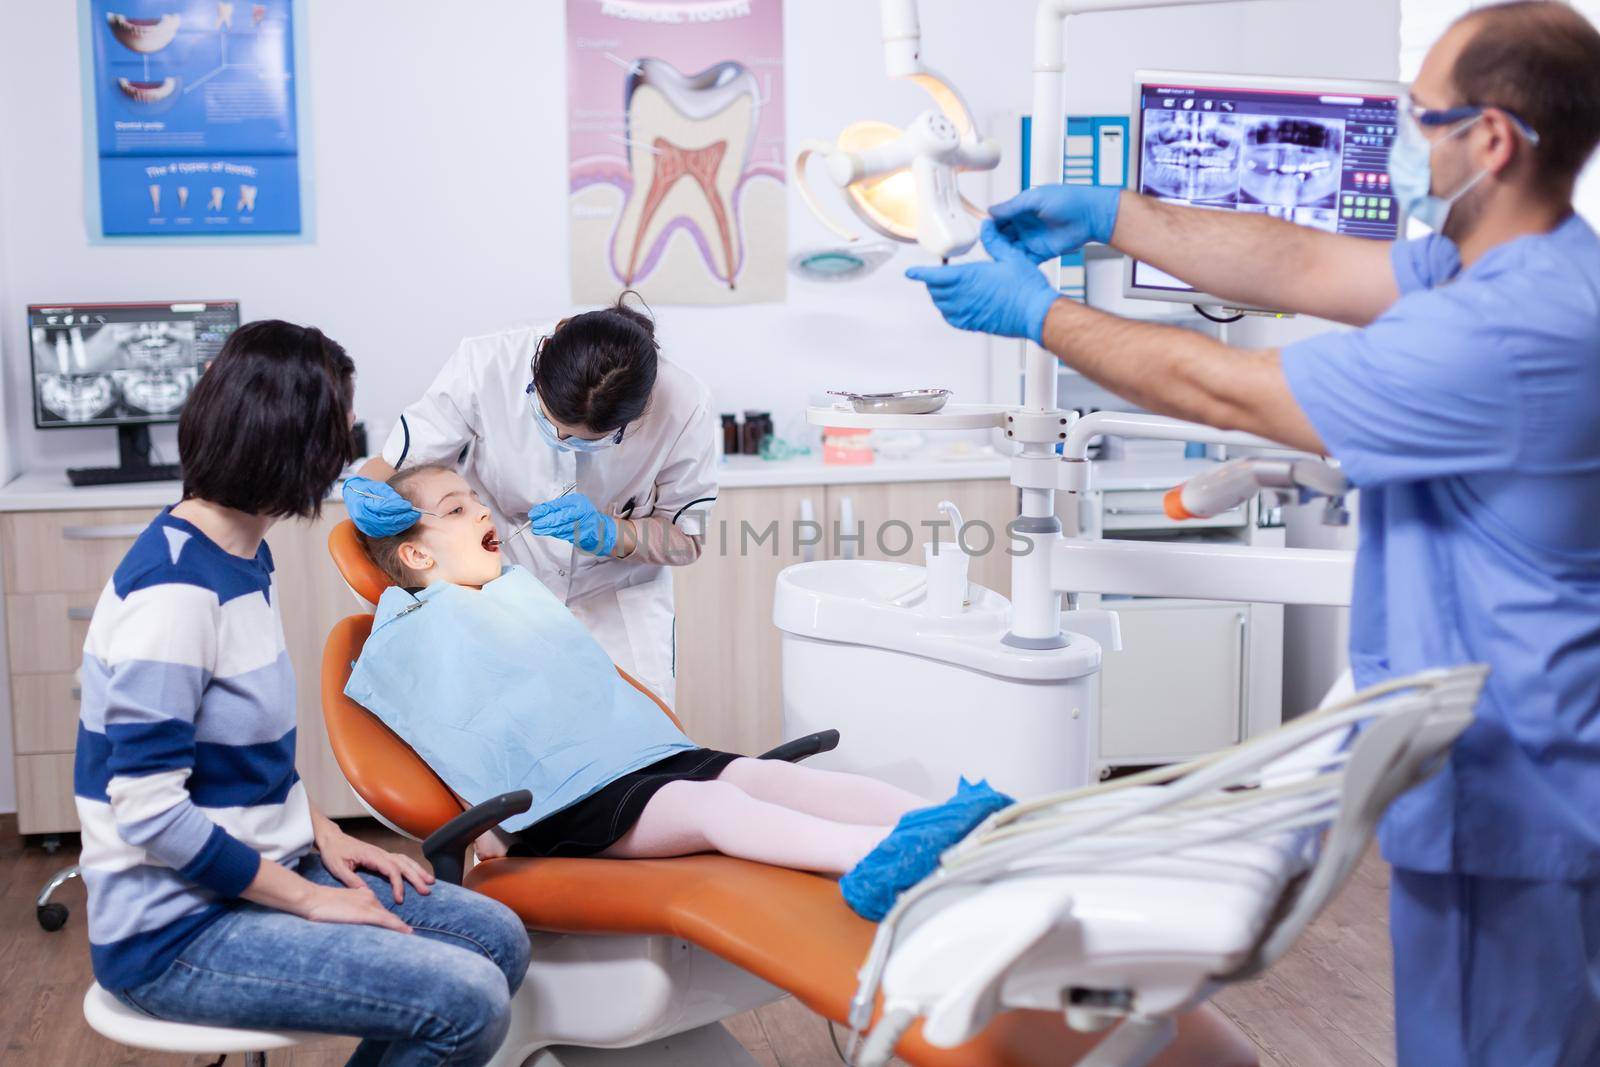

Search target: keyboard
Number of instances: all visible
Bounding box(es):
[67,464,182,487]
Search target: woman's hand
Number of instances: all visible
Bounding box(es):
[299,884,414,934]
[314,813,434,904]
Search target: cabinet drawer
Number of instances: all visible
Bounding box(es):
[1,508,160,595]
[1101,489,1245,532]
[6,593,97,675]
[12,673,82,754]
[17,753,79,835]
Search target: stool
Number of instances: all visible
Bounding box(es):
[84,982,316,1066]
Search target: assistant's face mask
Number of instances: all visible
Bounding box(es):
[1390,108,1486,232]
[526,382,623,454]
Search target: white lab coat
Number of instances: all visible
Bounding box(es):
[381,322,719,705]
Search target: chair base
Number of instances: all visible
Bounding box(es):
[527,1023,760,1066]
[487,933,783,1067]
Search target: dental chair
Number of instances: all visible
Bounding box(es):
[845,664,1488,1067]
[321,520,1257,1067]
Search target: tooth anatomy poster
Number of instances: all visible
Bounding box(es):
[568,0,787,305]
[85,0,304,237]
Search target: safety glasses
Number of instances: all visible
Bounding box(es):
[1401,93,1541,143]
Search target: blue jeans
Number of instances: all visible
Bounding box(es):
[1391,868,1600,1067]
[115,854,532,1067]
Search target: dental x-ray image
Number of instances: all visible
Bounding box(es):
[1239,117,1345,209]
[32,319,201,426]
[1140,110,1244,205]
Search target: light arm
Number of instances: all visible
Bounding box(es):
[1037,297,1327,452]
[1112,193,1399,326]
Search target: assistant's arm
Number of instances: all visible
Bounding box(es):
[1038,298,1327,452]
[1109,192,1398,326]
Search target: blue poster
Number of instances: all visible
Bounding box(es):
[87,0,303,236]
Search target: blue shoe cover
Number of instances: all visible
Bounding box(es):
[841,778,1015,921]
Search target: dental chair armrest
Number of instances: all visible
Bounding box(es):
[422,790,533,886]
[757,730,840,764]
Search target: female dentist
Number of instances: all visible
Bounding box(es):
[357,297,718,704]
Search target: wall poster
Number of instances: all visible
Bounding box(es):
[85,0,304,237]
[568,0,786,305]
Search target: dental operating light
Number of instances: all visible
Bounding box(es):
[793,0,1000,260]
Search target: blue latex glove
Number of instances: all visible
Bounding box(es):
[905,221,1060,343]
[988,183,1122,263]
[527,493,618,556]
[343,476,422,537]
[840,778,1015,921]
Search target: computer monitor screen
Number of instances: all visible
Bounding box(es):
[1124,71,1404,309]
[29,301,240,429]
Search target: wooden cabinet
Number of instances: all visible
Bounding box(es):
[0,503,365,834]
[674,484,827,755]
[673,478,1017,756]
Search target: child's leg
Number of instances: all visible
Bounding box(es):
[598,780,887,874]
[716,757,929,826]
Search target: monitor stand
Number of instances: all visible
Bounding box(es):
[65,426,183,487]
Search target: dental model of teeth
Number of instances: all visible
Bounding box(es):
[106,12,181,54]
[614,58,759,290]
[117,76,179,104]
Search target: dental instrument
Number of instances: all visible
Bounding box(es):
[488,481,576,547]
[825,388,951,415]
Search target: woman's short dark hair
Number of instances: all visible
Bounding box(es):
[179,319,356,518]
[532,293,659,434]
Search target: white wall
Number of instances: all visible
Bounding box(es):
[0,0,1398,810]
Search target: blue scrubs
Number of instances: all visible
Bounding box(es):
[1281,214,1600,1066]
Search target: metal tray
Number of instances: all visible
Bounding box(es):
[826,388,951,415]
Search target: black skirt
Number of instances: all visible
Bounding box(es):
[510,748,741,859]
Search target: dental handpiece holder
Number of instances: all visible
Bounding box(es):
[922,500,971,616]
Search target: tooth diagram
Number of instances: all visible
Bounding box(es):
[177,186,189,210]
[613,58,758,289]
[253,4,265,26]
[148,185,161,213]
[237,185,257,212]
[106,12,181,53]
[217,2,233,29]
[117,76,179,104]
[208,187,224,211]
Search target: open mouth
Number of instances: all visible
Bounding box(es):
[482,528,500,553]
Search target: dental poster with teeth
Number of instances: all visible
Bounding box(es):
[86,0,304,237]
[568,0,786,305]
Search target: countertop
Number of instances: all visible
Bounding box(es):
[0,455,1211,512]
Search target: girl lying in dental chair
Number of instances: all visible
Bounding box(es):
[342,465,1010,917]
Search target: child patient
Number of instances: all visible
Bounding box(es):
[344,466,1008,911]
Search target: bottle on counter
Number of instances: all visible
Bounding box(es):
[741,410,772,456]
[720,413,740,457]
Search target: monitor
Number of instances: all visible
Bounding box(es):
[28,300,240,484]
[1123,71,1405,310]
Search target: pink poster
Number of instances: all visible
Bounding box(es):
[567,0,786,305]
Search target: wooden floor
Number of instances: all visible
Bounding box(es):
[0,817,1397,1066]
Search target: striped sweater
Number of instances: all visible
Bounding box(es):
[74,509,313,991]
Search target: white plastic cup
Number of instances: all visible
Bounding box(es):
[923,541,970,616]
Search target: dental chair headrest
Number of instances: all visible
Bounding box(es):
[329,518,392,609]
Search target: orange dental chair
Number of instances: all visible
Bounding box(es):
[320,520,1256,1067]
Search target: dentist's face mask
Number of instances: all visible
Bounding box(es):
[526,381,624,454]
[1390,95,1541,232]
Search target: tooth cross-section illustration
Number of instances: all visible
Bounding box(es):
[208,187,225,212]
[106,12,181,53]
[237,185,258,212]
[217,2,234,30]
[615,58,758,289]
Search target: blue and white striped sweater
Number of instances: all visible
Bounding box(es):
[74,510,313,991]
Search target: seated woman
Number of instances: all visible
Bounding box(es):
[343,465,1010,917]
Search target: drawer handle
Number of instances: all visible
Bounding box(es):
[1104,504,1241,517]
[62,524,146,542]
[67,607,95,622]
